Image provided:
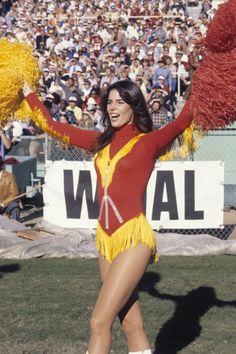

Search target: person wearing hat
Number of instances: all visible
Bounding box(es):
[174,51,190,96]
[42,68,54,89]
[78,110,96,130]
[155,75,170,94]
[141,58,153,84]
[152,58,172,91]
[129,58,144,81]
[66,96,82,123]
[0,157,20,221]
[147,85,172,114]
[165,55,177,89]
[149,99,169,130]
[44,93,60,117]
[119,47,131,66]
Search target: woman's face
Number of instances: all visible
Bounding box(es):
[107,89,133,128]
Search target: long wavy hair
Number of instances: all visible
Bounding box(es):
[96,80,153,152]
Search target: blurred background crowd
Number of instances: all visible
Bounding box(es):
[0,0,223,148]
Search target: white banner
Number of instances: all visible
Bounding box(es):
[43,160,224,229]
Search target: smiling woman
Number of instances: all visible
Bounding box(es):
[96,80,153,152]
[22,79,193,354]
[107,90,134,128]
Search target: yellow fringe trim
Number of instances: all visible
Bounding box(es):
[28,107,70,145]
[14,100,37,121]
[0,39,40,128]
[14,99,70,145]
[96,213,158,263]
[160,123,204,161]
[94,134,144,188]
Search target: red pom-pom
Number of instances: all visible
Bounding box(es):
[190,0,236,130]
[204,0,236,53]
[191,48,236,130]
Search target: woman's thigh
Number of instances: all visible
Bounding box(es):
[99,253,143,329]
[91,244,152,325]
[98,253,111,282]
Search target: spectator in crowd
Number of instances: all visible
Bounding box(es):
[129,58,144,81]
[155,22,168,43]
[0,0,13,17]
[45,93,60,117]
[135,76,148,97]
[27,119,46,158]
[0,128,11,158]
[57,74,83,106]
[79,111,96,130]
[149,98,169,130]
[153,58,172,91]
[174,50,190,96]
[119,46,131,66]
[0,156,20,221]
[165,55,178,92]
[81,79,93,102]
[200,0,212,18]
[0,0,214,162]
[42,68,54,89]
[66,96,82,124]
[141,57,153,85]
[87,86,101,107]
[4,119,29,147]
[153,75,170,94]
[100,66,118,86]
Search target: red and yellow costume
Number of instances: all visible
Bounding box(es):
[0,0,235,264]
[0,0,236,263]
[25,93,192,262]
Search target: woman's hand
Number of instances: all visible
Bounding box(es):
[22,81,34,97]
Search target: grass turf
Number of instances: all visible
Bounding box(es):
[0,256,235,354]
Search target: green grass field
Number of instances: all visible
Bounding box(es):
[0,256,235,354]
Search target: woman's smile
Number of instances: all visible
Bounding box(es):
[107,89,133,128]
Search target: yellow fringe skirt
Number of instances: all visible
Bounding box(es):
[96,213,158,263]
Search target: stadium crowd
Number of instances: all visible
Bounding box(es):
[0,0,219,145]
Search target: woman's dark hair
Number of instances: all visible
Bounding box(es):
[96,80,153,152]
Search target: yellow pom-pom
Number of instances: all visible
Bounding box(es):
[0,39,40,128]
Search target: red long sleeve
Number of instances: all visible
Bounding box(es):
[142,98,193,158]
[25,93,99,152]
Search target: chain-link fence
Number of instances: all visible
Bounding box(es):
[8,135,46,163]
[7,129,236,240]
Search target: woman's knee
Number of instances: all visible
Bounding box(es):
[89,313,112,336]
[121,316,144,338]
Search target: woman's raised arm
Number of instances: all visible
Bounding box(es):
[143,98,193,158]
[23,85,100,152]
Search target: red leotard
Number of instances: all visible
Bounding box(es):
[25,93,192,261]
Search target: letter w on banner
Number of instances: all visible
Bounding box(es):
[43,161,224,229]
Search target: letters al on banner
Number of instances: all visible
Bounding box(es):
[43,161,224,229]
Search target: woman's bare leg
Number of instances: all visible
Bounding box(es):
[88,244,152,354]
[98,253,111,282]
[99,255,151,351]
[118,289,151,352]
